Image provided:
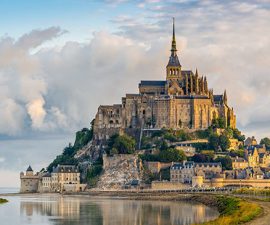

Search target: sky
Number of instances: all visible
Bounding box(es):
[1,0,270,187]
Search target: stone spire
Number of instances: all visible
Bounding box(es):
[204,77,208,94]
[166,18,181,80]
[167,18,181,68]
[171,17,177,57]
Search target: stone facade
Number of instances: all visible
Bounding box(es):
[245,146,270,168]
[20,165,85,193]
[20,166,40,193]
[232,157,249,170]
[144,161,172,173]
[170,161,222,184]
[93,20,236,142]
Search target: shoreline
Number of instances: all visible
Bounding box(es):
[1,190,263,224]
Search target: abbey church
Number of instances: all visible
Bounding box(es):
[93,20,236,141]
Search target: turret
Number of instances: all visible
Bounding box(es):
[223,90,227,105]
[194,69,199,94]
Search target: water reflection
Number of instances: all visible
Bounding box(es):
[16,195,219,225]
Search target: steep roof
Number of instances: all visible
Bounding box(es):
[52,165,79,173]
[167,55,181,67]
[139,80,166,86]
[214,95,223,103]
[26,165,33,172]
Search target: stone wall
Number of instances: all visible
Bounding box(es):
[205,178,270,188]
[97,154,143,190]
[20,173,40,193]
[151,181,189,190]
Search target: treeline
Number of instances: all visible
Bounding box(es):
[47,127,93,172]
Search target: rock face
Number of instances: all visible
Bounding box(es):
[97,154,143,190]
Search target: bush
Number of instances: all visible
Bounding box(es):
[106,134,136,154]
[192,153,214,163]
[214,156,232,170]
[159,148,186,162]
[208,133,220,151]
[260,137,270,148]
[219,134,230,151]
[87,164,103,188]
[0,198,8,204]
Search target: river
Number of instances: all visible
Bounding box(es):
[0,191,219,225]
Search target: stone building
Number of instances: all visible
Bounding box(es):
[93,19,236,142]
[49,165,83,192]
[232,157,249,170]
[20,166,40,193]
[245,146,270,168]
[170,161,222,184]
[21,165,86,193]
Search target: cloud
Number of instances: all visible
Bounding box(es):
[27,98,46,129]
[0,27,67,135]
[0,1,270,140]
[16,26,67,50]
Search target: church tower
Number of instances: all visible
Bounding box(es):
[166,18,182,81]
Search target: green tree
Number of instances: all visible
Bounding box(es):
[191,152,214,163]
[214,156,232,170]
[233,128,245,142]
[208,133,220,151]
[107,134,136,154]
[260,137,270,148]
[211,117,226,129]
[159,148,186,162]
[219,134,230,151]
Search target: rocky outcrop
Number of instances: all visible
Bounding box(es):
[97,154,143,190]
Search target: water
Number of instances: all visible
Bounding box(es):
[0,187,19,194]
[0,194,219,225]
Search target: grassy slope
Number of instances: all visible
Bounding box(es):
[196,195,262,225]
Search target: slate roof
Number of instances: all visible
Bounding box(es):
[214,95,223,103]
[167,55,181,67]
[181,70,194,76]
[26,165,33,172]
[139,80,166,86]
[195,162,222,167]
[42,173,51,177]
[52,165,79,173]
[171,161,195,169]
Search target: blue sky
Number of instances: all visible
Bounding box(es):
[0,0,142,42]
[1,0,270,187]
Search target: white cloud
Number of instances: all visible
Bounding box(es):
[1,1,270,137]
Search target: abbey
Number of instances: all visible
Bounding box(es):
[93,20,236,141]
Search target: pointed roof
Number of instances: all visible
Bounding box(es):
[167,18,181,67]
[171,17,177,55]
[26,165,33,172]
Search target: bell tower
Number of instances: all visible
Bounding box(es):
[166,18,182,81]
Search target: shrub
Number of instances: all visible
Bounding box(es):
[106,134,136,154]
